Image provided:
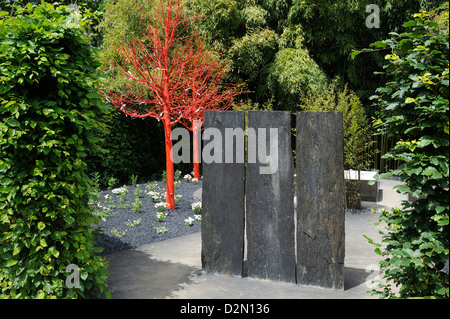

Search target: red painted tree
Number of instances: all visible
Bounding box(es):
[179,41,243,180]
[99,0,218,209]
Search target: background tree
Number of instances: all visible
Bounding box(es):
[99,0,157,64]
[268,0,448,102]
[184,0,327,111]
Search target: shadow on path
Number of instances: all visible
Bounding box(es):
[106,249,199,299]
[344,267,371,290]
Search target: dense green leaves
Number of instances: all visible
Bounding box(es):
[268,47,327,110]
[291,0,448,101]
[361,4,449,299]
[0,2,110,298]
[172,0,328,110]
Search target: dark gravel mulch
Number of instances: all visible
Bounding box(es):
[93,179,203,256]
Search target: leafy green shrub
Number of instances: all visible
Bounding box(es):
[0,2,110,298]
[359,4,449,298]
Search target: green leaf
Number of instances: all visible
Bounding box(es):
[6,259,18,267]
[373,41,387,48]
[43,282,51,294]
[422,167,443,179]
[48,246,60,258]
[80,271,89,280]
[419,137,433,148]
[37,221,46,231]
[0,178,13,186]
[435,206,445,214]
[349,50,360,59]
[403,20,417,28]
[13,246,21,256]
[395,184,410,193]
[385,102,399,110]
[405,97,416,104]
[40,238,47,247]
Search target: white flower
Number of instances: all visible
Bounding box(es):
[112,186,127,195]
[184,217,195,226]
[155,201,167,212]
[96,203,109,211]
[175,195,183,201]
[111,228,127,238]
[126,219,141,227]
[184,174,192,182]
[194,214,202,222]
[156,211,166,222]
[192,178,199,184]
[154,224,168,234]
[191,201,202,214]
[148,191,161,202]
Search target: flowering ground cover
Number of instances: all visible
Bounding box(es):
[91,175,202,256]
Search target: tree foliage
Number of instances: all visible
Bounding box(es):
[0,2,110,298]
[286,0,448,101]
[357,3,449,298]
[99,0,157,63]
[177,0,329,110]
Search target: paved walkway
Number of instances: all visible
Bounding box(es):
[105,179,407,299]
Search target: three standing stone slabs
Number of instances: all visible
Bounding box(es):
[201,110,345,290]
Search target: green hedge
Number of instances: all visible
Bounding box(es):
[0,2,110,298]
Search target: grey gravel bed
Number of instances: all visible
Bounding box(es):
[93,179,203,256]
[93,177,375,256]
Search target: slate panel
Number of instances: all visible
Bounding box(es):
[246,111,296,283]
[296,112,345,290]
[201,111,246,277]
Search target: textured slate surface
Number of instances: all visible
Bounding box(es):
[246,111,296,283]
[201,111,245,277]
[296,112,345,290]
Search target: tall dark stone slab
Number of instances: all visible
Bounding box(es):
[201,111,245,277]
[246,111,296,283]
[296,112,345,290]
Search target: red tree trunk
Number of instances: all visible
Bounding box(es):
[163,119,175,209]
[192,119,201,180]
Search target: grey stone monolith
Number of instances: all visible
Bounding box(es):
[201,111,245,277]
[246,111,296,283]
[296,111,345,290]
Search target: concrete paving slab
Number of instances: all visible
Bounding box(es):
[105,179,406,299]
